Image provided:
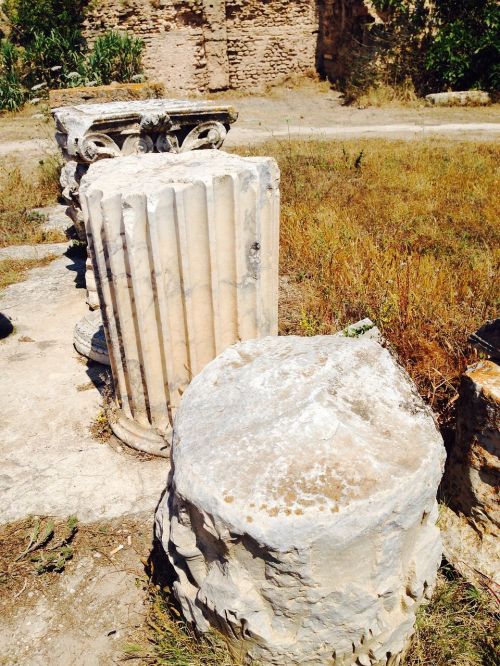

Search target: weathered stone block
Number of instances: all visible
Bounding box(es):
[156,335,445,665]
[425,91,491,107]
[49,81,166,108]
[441,360,500,586]
[80,150,280,456]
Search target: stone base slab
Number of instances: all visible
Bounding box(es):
[110,412,170,458]
[49,82,166,108]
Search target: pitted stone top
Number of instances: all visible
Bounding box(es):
[53,98,238,133]
[172,335,445,550]
[81,150,279,199]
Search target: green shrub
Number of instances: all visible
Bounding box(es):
[425,0,500,91]
[0,39,25,111]
[85,31,144,86]
[22,28,83,88]
[2,0,86,46]
[342,0,499,99]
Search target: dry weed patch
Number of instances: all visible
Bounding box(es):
[0,517,78,603]
[406,567,499,666]
[0,155,63,247]
[0,516,151,613]
[235,138,499,429]
[123,585,236,665]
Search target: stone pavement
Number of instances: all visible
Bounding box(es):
[0,247,167,524]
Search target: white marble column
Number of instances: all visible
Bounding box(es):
[80,150,280,456]
[53,99,238,348]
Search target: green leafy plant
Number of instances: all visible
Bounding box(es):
[424,0,500,92]
[0,38,25,110]
[85,31,144,86]
[22,28,84,88]
[15,516,78,574]
[0,1,145,111]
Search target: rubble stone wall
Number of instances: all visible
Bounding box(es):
[83,0,318,93]
[83,0,375,93]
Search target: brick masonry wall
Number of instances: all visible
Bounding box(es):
[225,0,318,89]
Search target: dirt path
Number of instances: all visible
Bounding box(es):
[0,87,499,164]
[223,87,500,144]
[0,248,167,664]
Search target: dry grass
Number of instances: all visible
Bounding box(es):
[0,255,57,290]
[125,568,498,666]
[406,568,499,665]
[0,155,63,247]
[123,585,237,666]
[352,81,423,108]
[235,138,500,430]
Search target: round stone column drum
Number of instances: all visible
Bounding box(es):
[156,335,446,664]
[79,151,280,457]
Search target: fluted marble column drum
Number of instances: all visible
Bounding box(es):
[80,151,280,456]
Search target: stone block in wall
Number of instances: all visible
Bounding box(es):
[204,40,230,90]
[156,334,446,664]
[48,82,165,108]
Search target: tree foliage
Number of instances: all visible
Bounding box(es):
[2,0,86,45]
[367,0,500,93]
[0,0,145,111]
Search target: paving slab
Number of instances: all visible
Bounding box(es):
[0,250,167,524]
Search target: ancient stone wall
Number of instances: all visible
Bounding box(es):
[83,0,318,93]
[225,0,318,89]
[83,0,376,93]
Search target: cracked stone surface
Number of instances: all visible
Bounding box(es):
[157,335,446,665]
[0,248,167,524]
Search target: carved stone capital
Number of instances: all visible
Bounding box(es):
[53,99,238,164]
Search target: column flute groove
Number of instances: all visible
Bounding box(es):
[80,151,280,456]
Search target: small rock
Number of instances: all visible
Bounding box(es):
[469,319,500,360]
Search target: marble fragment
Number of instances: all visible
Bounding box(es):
[156,335,446,664]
